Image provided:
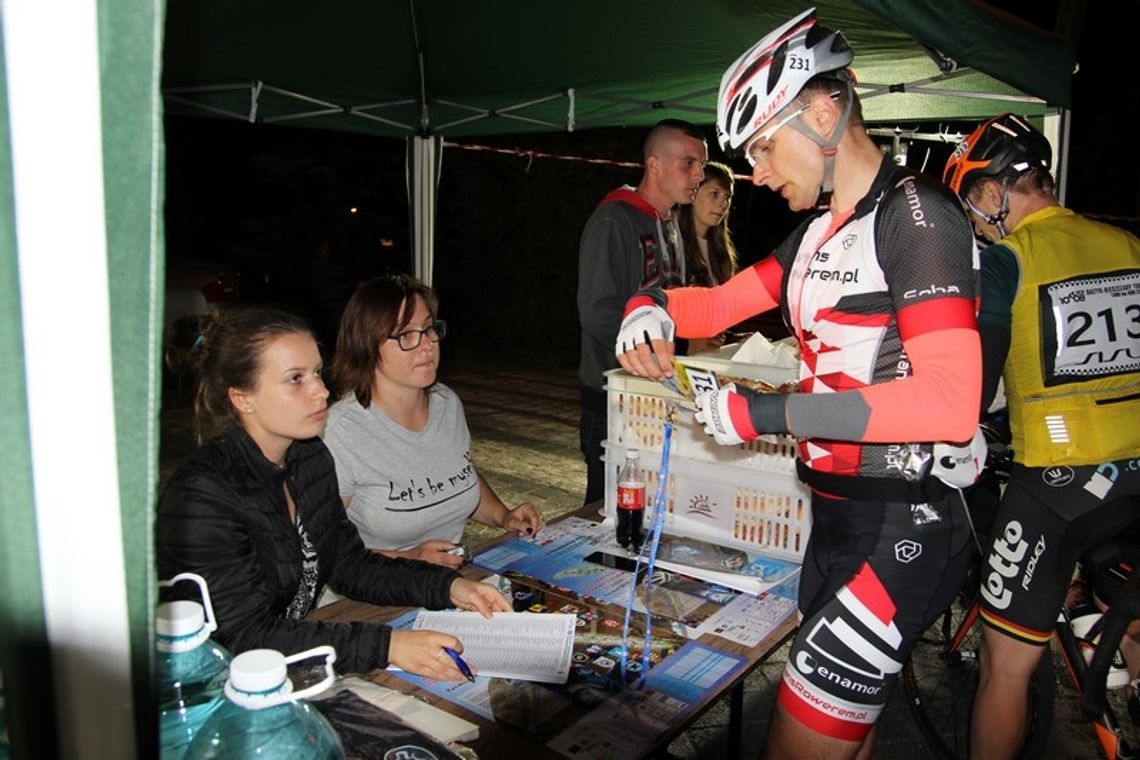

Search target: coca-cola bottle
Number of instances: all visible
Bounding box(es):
[616,449,646,550]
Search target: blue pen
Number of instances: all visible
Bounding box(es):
[443,646,476,682]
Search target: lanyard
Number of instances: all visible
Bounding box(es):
[619,411,674,688]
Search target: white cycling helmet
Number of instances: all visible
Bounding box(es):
[716,7,854,154]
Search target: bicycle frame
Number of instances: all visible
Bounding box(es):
[1054,601,1137,760]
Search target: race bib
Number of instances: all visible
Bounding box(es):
[1041,270,1140,385]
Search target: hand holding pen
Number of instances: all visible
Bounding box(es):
[443,646,476,683]
[388,630,477,681]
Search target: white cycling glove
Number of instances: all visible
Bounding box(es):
[615,304,675,356]
[695,383,790,446]
[694,384,752,445]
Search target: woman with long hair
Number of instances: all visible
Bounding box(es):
[677,161,740,353]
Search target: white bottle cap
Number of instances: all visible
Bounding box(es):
[625,449,640,460]
[224,646,337,710]
[156,600,209,653]
[228,649,290,695]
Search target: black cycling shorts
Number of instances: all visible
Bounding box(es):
[979,458,1140,645]
[777,490,973,741]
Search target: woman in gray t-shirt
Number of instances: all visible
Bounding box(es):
[325,275,542,568]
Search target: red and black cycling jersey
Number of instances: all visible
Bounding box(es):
[771,163,978,477]
[666,158,980,480]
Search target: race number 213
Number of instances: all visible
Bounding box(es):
[1046,271,1140,381]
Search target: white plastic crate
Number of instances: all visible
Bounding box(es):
[603,442,811,562]
[605,358,800,473]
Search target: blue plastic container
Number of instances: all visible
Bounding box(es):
[157,574,231,759]
[186,646,343,759]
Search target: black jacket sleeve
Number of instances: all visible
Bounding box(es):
[157,448,458,674]
[980,323,1011,414]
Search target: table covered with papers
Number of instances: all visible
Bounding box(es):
[307,507,800,760]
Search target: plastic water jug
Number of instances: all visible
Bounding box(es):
[185,645,344,759]
[157,573,231,759]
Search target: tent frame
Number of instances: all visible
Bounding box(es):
[163,65,1058,283]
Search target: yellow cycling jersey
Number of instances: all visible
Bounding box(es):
[1001,206,1140,466]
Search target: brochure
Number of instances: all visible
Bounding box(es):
[649,533,800,596]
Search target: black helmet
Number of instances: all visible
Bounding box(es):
[943,113,1052,199]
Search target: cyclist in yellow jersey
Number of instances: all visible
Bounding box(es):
[944,113,1140,760]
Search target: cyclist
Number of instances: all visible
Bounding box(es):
[615,8,981,756]
[943,113,1140,759]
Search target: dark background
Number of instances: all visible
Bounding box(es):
[162,1,1139,371]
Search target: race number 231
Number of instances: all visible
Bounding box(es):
[1047,271,1140,381]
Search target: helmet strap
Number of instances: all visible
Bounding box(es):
[787,81,853,210]
[964,181,1012,238]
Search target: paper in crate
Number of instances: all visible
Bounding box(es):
[603,442,811,562]
[604,352,800,471]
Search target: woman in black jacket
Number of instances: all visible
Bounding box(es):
[156,307,510,677]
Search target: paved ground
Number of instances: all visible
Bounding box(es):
[159,360,1115,758]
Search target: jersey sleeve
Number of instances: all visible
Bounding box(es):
[976,243,1019,410]
[977,243,1019,330]
[666,258,783,338]
[877,175,978,330]
[786,178,982,443]
[866,177,980,440]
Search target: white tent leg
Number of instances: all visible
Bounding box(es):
[409,135,441,286]
[1042,109,1070,206]
[3,0,135,757]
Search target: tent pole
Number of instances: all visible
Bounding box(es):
[408,135,441,286]
[1046,109,1071,206]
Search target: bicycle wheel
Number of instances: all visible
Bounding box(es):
[903,600,1054,759]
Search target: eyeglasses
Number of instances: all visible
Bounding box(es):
[744,91,842,168]
[745,105,809,167]
[388,320,447,351]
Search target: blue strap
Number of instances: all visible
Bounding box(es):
[620,419,673,688]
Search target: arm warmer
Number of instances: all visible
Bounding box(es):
[786,298,981,443]
[665,259,783,338]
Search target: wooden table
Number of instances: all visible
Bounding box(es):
[307,503,798,759]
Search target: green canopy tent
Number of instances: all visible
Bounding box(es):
[0,1,1075,757]
[162,0,1077,284]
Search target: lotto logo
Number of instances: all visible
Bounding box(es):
[981,520,1029,610]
